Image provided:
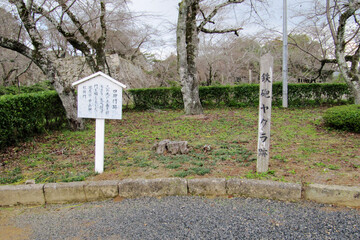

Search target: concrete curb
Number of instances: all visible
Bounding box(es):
[45,182,87,204]
[304,183,360,207]
[0,184,45,206]
[118,178,187,198]
[227,179,302,201]
[0,178,359,207]
[188,178,226,197]
[85,180,119,201]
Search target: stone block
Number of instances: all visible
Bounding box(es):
[84,181,119,201]
[153,140,170,154]
[304,184,360,207]
[167,141,189,154]
[227,178,301,201]
[44,182,86,204]
[119,178,187,198]
[153,140,189,155]
[0,184,45,206]
[188,178,226,196]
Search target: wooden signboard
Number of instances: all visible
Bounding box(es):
[72,72,126,173]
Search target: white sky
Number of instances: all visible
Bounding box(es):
[129,0,179,23]
[127,0,312,59]
[127,0,179,58]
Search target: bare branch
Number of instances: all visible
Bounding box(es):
[10,0,45,51]
[99,1,107,44]
[344,13,360,45]
[59,0,77,26]
[15,60,33,79]
[0,36,35,63]
[197,0,245,31]
[55,0,96,47]
[17,23,23,42]
[199,9,214,24]
[288,35,321,62]
[200,27,242,36]
[130,35,148,60]
[32,2,97,71]
[335,1,358,51]
[326,0,337,44]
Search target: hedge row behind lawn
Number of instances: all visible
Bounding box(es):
[0,91,67,149]
[128,83,353,109]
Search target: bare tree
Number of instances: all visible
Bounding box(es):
[176,0,251,115]
[151,54,179,87]
[0,0,85,129]
[289,0,359,101]
[34,0,110,73]
[0,7,39,86]
[0,0,143,130]
[262,33,330,82]
[326,0,360,104]
[197,35,261,85]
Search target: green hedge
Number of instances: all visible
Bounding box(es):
[0,91,67,149]
[129,87,183,109]
[0,81,54,96]
[323,105,360,133]
[128,83,353,109]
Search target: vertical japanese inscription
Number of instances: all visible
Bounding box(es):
[112,89,118,110]
[105,85,110,116]
[257,53,274,173]
[88,85,93,112]
[77,78,123,119]
[99,84,104,114]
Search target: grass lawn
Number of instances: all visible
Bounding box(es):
[0,107,359,186]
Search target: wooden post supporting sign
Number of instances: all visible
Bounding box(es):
[257,53,274,173]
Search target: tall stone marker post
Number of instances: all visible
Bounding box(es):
[257,53,274,173]
[72,72,126,174]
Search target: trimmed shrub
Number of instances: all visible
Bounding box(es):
[128,83,353,110]
[323,104,360,133]
[231,84,259,107]
[0,91,67,149]
[130,87,183,109]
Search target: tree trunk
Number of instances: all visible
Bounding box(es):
[334,16,360,105]
[51,73,84,130]
[336,50,360,104]
[40,57,84,130]
[177,0,204,115]
[335,43,360,105]
[353,81,360,104]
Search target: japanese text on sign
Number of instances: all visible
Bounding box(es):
[257,53,274,173]
[77,78,123,119]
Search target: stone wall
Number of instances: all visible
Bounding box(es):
[55,54,157,103]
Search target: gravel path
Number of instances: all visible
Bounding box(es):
[10,196,360,239]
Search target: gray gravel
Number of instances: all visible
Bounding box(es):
[14,196,360,240]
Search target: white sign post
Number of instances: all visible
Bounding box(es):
[72,72,126,173]
[257,53,274,173]
[95,118,105,173]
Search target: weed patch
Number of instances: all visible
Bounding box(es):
[0,167,23,184]
[245,170,276,180]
